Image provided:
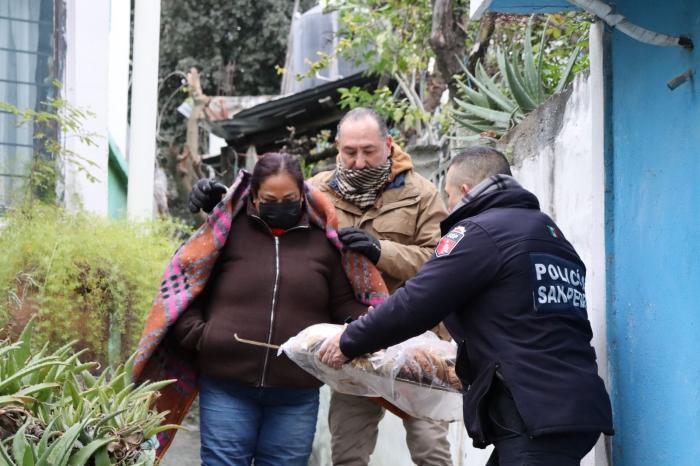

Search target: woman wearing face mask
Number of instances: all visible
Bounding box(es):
[170,152,368,466]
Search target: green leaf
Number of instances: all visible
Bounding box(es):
[131,379,175,396]
[36,419,57,459]
[0,343,22,360]
[14,383,60,398]
[472,62,517,113]
[70,363,99,374]
[143,424,183,439]
[61,377,80,408]
[93,410,127,431]
[122,352,138,388]
[62,348,89,369]
[453,116,496,134]
[93,448,111,466]
[536,16,551,103]
[12,423,34,466]
[5,351,20,393]
[555,45,583,94]
[0,440,17,466]
[41,361,66,385]
[0,396,33,407]
[108,363,125,394]
[80,370,96,389]
[67,438,114,466]
[523,16,540,99]
[455,80,491,109]
[15,318,36,367]
[457,103,514,125]
[43,421,87,466]
[498,49,538,112]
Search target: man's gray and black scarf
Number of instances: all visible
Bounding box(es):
[334,158,392,209]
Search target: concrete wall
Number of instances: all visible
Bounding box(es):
[108,0,131,157]
[607,2,700,465]
[498,23,609,466]
[62,0,110,215]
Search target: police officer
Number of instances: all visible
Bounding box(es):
[320,146,614,465]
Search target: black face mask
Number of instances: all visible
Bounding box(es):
[258,200,303,230]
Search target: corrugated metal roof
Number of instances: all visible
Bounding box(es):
[205,72,377,152]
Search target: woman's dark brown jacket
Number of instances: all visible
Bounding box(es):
[172,201,366,388]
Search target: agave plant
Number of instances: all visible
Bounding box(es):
[452,17,584,139]
[0,320,177,465]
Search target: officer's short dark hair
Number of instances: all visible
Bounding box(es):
[336,107,389,139]
[448,146,512,188]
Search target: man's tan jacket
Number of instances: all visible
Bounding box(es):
[309,144,448,295]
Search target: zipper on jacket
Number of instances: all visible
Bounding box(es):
[249,213,308,387]
[260,236,280,387]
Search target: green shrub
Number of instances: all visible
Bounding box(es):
[0,320,177,465]
[0,204,186,365]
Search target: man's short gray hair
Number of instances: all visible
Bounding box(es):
[336,107,389,139]
[448,146,512,188]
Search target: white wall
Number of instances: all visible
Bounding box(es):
[126,0,161,220]
[506,23,609,466]
[63,0,110,215]
[108,0,132,156]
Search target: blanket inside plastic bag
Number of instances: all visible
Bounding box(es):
[279,324,464,422]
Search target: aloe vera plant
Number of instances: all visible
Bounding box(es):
[452,17,584,139]
[0,321,177,465]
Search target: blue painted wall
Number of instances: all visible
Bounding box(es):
[607,1,700,464]
[479,0,699,463]
[488,0,578,15]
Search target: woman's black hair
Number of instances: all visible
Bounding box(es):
[251,152,305,197]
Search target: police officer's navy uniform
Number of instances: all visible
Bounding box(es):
[340,175,613,464]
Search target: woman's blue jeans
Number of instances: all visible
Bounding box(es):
[199,376,320,466]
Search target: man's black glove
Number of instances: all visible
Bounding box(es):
[338,227,381,264]
[188,179,227,214]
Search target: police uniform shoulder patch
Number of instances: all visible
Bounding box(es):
[435,225,466,257]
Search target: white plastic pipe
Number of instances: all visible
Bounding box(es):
[127,0,162,220]
[568,0,693,49]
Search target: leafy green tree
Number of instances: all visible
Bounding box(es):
[159,0,317,98]
[312,0,477,145]
[156,0,315,221]
[304,2,590,146]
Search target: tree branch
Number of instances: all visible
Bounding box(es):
[429,0,467,99]
[185,67,208,181]
[467,12,496,75]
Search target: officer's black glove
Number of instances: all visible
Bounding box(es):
[188,179,227,214]
[338,227,381,264]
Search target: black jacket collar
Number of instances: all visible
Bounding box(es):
[441,185,540,234]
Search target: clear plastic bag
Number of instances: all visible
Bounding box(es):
[279,323,464,422]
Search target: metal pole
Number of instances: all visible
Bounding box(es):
[127,0,162,220]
